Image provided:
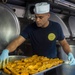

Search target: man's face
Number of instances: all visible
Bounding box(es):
[35,13,50,28]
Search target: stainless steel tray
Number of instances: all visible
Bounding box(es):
[0,55,62,75]
[33,64,62,75]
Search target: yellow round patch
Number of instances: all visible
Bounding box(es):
[48,33,56,41]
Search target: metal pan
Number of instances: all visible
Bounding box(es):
[0,55,63,75]
[0,64,62,75]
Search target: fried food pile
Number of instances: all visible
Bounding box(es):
[3,55,63,75]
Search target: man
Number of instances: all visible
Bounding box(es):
[0,2,75,75]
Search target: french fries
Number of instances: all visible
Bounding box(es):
[3,55,63,75]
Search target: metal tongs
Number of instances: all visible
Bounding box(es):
[0,58,9,69]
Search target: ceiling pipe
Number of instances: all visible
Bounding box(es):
[50,2,75,16]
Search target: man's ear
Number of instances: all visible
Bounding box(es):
[48,13,50,17]
[47,13,50,19]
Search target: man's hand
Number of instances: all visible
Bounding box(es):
[68,52,75,65]
[0,49,9,60]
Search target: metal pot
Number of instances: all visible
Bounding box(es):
[0,3,20,52]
